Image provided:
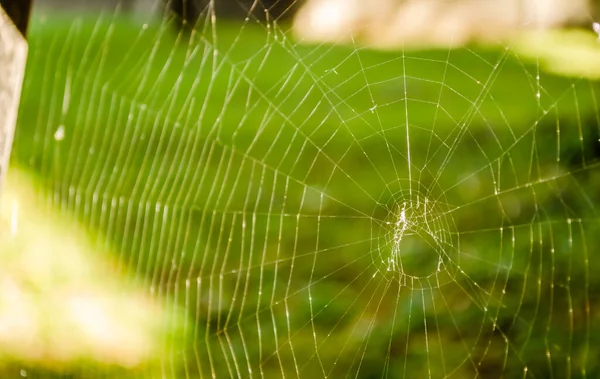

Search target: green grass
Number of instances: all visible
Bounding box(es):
[10,12,600,378]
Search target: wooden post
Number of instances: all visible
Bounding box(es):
[0,0,30,192]
[0,0,32,37]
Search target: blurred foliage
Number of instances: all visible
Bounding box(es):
[8,9,600,378]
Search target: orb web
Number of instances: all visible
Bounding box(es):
[13,0,600,378]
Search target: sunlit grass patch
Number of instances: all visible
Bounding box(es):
[512,28,600,79]
[0,167,187,375]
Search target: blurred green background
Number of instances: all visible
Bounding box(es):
[4,0,600,377]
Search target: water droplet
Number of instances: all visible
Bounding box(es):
[54,125,65,141]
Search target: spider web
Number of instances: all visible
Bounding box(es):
[13,0,600,377]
